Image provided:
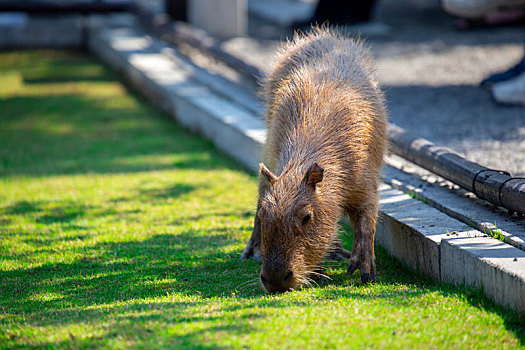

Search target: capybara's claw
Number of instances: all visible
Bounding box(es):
[240,253,262,261]
[361,273,370,283]
[347,262,358,275]
[361,272,376,284]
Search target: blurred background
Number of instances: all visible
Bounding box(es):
[0,0,524,175]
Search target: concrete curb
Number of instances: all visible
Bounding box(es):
[88,24,525,314]
[441,236,525,312]
[88,25,264,172]
[0,13,136,49]
[382,158,525,252]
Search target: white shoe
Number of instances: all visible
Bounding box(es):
[492,72,525,106]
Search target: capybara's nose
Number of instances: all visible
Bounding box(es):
[260,270,294,293]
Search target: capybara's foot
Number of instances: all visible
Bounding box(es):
[326,247,351,261]
[240,241,262,261]
[347,248,376,284]
[347,262,376,284]
[347,261,359,275]
[360,272,376,284]
[310,268,330,284]
[326,239,351,261]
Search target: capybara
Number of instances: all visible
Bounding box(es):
[241,27,387,293]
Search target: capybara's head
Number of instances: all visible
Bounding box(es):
[257,162,336,293]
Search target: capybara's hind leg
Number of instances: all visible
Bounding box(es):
[240,212,262,261]
[326,238,351,261]
[346,206,377,283]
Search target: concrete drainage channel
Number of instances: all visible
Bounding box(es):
[3,15,524,313]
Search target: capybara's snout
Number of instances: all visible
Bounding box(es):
[260,265,296,293]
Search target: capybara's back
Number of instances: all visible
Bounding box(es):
[241,28,387,293]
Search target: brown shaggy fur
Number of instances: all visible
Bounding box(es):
[241,27,387,293]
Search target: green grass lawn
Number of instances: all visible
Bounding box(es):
[0,50,524,349]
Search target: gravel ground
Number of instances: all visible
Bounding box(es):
[219,0,525,176]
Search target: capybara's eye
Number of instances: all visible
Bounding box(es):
[301,214,312,226]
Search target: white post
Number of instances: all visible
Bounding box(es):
[188,0,247,39]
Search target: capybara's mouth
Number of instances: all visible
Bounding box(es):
[260,271,298,293]
[263,286,293,294]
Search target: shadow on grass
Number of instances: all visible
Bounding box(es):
[0,51,252,347]
[23,75,114,84]
[1,184,199,222]
[1,63,244,178]
[1,197,524,346]
[172,210,254,226]
[138,183,198,202]
[0,232,261,313]
[1,197,170,225]
[27,310,255,349]
[2,229,524,346]
[1,200,95,224]
[1,50,524,347]
[0,95,242,176]
[0,229,266,348]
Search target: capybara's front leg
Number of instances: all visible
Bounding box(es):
[346,206,377,283]
[240,209,262,261]
[241,176,270,261]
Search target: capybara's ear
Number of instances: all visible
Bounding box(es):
[304,163,324,188]
[260,163,277,184]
